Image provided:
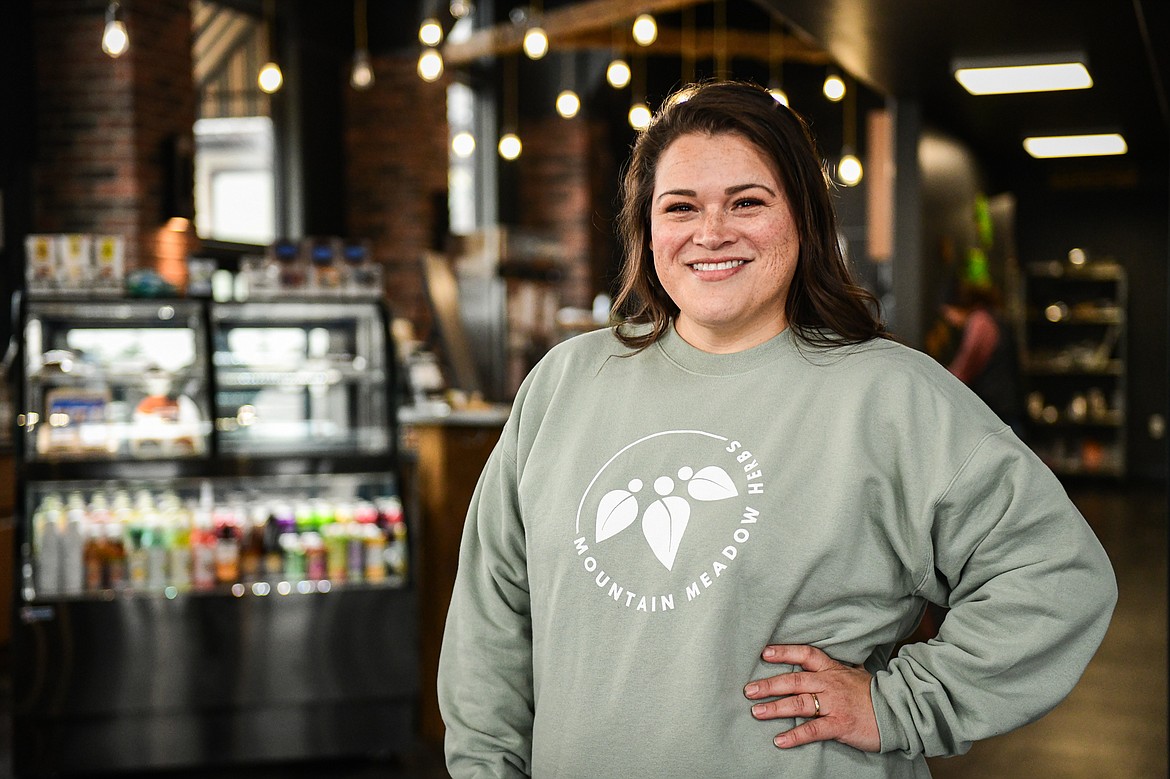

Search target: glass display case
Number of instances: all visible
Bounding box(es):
[211,301,390,456]
[21,300,210,463]
[11,296,418,777]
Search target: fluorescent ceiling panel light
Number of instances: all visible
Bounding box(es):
[1023,133,1127,158]
[954,62,1092,95]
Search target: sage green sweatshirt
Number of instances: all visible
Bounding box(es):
[438,325,1116,777]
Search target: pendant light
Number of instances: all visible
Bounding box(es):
[417,7,444,82]
[606,25,630,89]
[767,19,789,106]
[257,0,283,94]
[837,76,863,187]
[499,55,522,160]
[101,2,129,58]
[555,52,580,119]
[628,55,650,131]
[350,0,374,90]
[521,2,548,60]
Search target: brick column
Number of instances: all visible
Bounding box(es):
[345,52,450,330]
[31,0,197,284]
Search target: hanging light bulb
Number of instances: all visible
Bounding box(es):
[631,14,657,46]
[419,18,444,47]
[258,61,283,93]
[351,50,374,90]
[823,71,846,102]
[837,152,863,186]
[449,0,474,19]
[523,26,548,59]
[418,49,444,82]
[452,131,476,159]
[556,90,580,119]
[607,59,631,89]
[350,0,374,90]
[101,2,129,58]
[498,133,523,160]
[258,0,282,93]
[628,102,651,130]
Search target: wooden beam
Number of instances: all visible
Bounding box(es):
[544,28,832,65]
[443,0,710,66]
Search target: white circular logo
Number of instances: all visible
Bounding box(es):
[570,430,765,614]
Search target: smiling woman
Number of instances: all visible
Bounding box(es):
[437,80,1117,779]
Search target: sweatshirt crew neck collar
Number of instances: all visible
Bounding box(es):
[656,322,797,376]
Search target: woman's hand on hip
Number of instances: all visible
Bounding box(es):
[743,643,881,752]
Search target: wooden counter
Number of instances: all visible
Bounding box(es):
[401,406,508,746]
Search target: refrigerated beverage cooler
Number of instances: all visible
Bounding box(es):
[10,296,418,776]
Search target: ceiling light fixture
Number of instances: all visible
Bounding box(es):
[521,2,548,60]
[350,0,374,90]
[768,18,788,106]
[499,55,522,160]
[102,2,129,58]
[556,52,580,119]
[952,54,1092,95]
[258,0,283,94]
[1023,133,1127,158]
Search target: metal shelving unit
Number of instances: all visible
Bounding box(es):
[1016,259,1127,478]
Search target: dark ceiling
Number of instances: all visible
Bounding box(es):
[753,0,1170,193]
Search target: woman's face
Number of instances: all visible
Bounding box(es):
[650,132,800,353]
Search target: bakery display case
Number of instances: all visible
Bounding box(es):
[10,295,418,777]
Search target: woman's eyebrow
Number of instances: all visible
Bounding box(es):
[654,182,775,203]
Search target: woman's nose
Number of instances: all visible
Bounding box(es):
[694,210,733,248]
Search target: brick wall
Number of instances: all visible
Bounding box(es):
[32,0,197,282]
[345,53,451,331]
[515,115,598,310]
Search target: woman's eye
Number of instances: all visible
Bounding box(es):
[734,197,764,209]
[664,202,695,213]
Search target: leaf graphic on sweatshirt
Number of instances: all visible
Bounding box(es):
[686,466,739,501]
[641,495,690,570]
[596,489,639,542]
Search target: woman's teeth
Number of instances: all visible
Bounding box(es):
[691,260,746,271]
